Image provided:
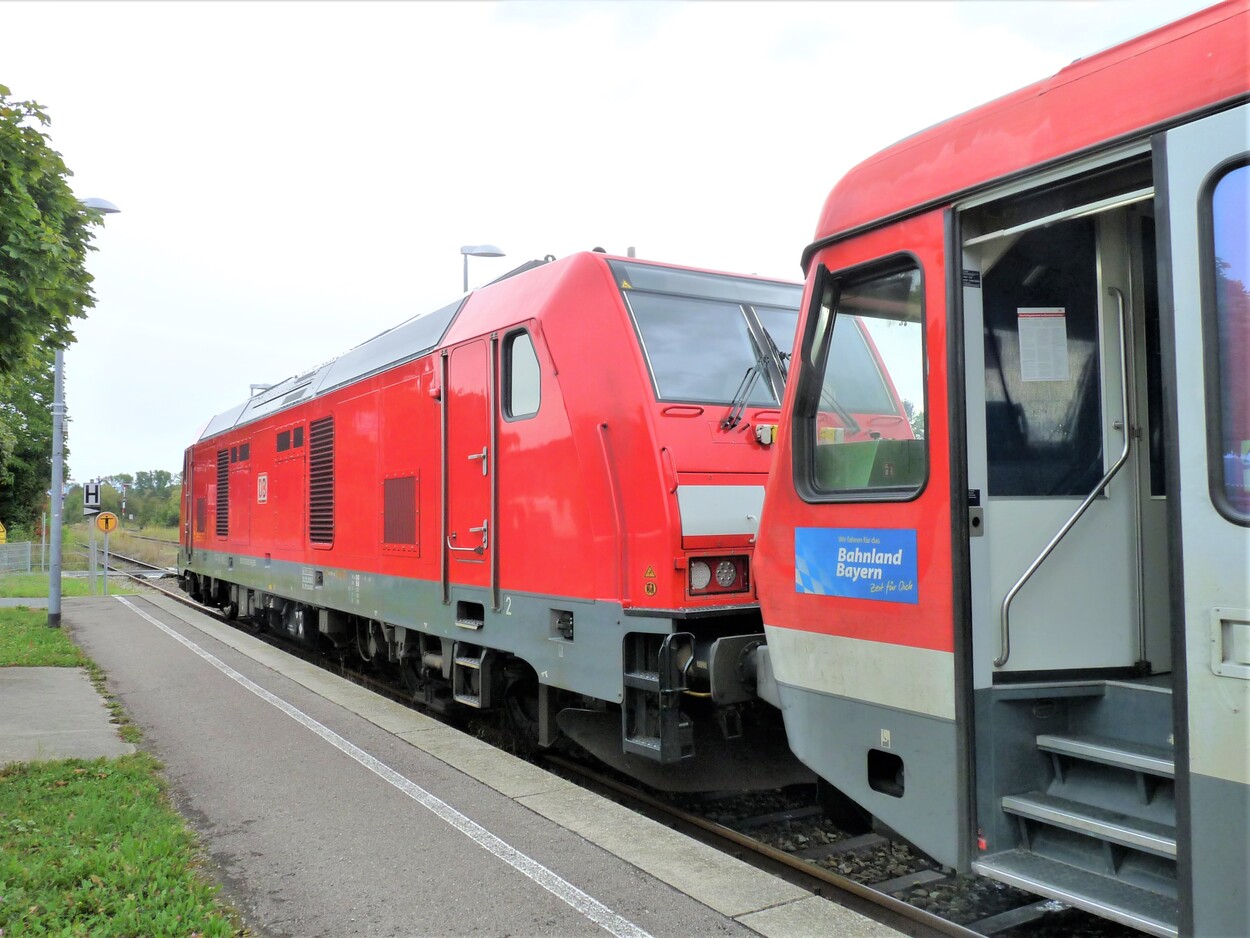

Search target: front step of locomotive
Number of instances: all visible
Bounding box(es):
[974,681,1178,938]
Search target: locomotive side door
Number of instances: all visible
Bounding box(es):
[443,339,495,597]
[961,164,1168,678]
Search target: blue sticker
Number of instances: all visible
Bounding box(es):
[795,527,918,604]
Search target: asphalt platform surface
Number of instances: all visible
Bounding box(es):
[4,593,902,937]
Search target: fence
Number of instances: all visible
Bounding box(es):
[0,541,33,573]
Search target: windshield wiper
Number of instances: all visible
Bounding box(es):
[821,386,862,437]
[760,325,789,384]
[722,362,763,430]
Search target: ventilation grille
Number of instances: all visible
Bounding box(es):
[309,416,335,545]
[196,497,207,534]
[215,450,229,537]
[383,476,418,545]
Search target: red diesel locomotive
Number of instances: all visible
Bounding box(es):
[755,3,1249,935]
[178,250,809,791]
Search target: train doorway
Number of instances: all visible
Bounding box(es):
[961,172,1171,681]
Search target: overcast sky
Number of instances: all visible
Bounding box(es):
[2,0,1208,482]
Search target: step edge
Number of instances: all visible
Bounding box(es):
[973,854,1178,938]
[1036,733,1175,777]
[1002,793,1177,857]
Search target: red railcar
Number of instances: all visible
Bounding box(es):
[179,251,809,790]
[756,2,1248,935]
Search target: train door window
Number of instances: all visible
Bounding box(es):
[503,330,540,419]
[1205,161,1250,523]
[277,430,291,452]
[797,259,926,499]
[293,426,304,448]
[980,217,1103,496]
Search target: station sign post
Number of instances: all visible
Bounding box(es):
[85,483,101,594]
[96,511,118,596]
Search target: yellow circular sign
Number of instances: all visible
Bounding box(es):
[96,511,119,533]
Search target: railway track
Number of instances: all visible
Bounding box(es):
[71,542,177,580]
[124,533,181,546]
[108,572,1140,938]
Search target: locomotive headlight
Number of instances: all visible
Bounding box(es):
[690,561,712,591]
[715,560,737,588]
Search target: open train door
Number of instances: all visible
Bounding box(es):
[1158,102,1249,938]
[961,174,1167,679]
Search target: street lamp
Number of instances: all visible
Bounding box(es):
[460,244,505,292]
[48,197,121,628]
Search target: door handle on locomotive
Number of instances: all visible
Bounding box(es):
[447,519,488,555]
[467,446,488,476]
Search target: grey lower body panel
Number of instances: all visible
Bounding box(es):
[1187,771,1249,938]
[775,679,962,868]
[180,548,674,703]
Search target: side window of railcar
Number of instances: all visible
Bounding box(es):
[504,330,540,419]
[798,262,926,499]
[1206,161,1250,523]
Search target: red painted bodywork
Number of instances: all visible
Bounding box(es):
[180,253,786,611]
[758,213,954,652]
[758,0,1248,654]
[805,1,1249,259]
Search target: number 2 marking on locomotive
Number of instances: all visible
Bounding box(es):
[504,596,512,615]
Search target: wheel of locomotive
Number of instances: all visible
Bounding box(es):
[501,665,542,755]
[817,777,873,835]
[188,573,203,604]
[399,655,424,698]
[355,619,385,665]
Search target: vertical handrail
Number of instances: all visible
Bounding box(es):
[440,351,450,605]
[489,332,501,613]
[995,288,1132,668]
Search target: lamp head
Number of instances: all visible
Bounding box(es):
[460,244,505,258]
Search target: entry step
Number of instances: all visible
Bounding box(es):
[1036,733,1174,777]
[975,848,1177,938]
[1002,792,1176,858]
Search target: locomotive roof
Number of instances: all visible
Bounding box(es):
[803,0,1248,267]
[196,251,794,443]
[198,294,466,442]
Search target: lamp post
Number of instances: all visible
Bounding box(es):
[460,244,505,292]
[48,197,121,628]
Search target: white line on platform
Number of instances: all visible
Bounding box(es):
[117,595,654,938]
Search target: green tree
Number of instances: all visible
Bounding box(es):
[91,470,182,527]
[0,84,106,375]
[0,349,57,529]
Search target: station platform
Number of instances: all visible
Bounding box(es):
[5,594,904,937]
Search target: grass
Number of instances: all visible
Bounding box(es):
[0,573,136,600]
[0,607,87,667]
[0,754,243,936]
[0,588,245,934]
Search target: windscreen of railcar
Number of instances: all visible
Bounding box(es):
[611,260,802,405]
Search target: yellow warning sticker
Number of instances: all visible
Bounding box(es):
[644,565,656,578]
[644,582,658,596]
[621,280,633,289]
